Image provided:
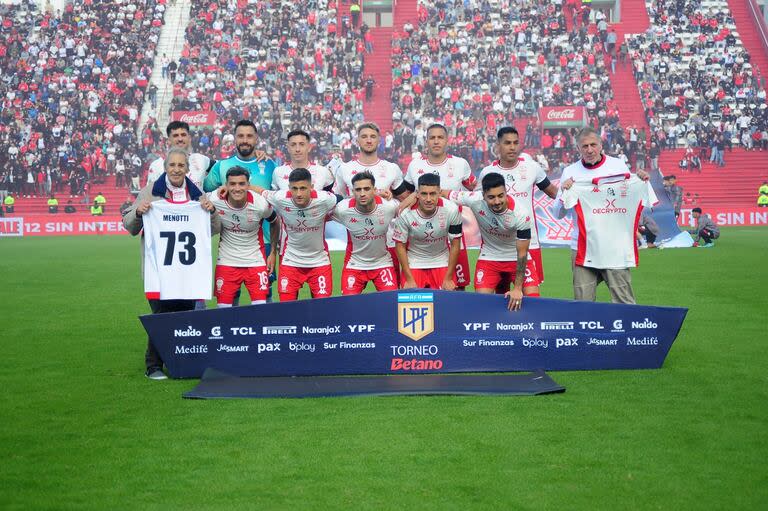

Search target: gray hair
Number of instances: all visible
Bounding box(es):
[577,126,601,143]
[163,147,190,171]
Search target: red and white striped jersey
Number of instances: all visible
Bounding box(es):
[404,154,476,191]
[272,162,335,191]
[261,189,337,268]
[208,190,274,267]
[332,196,400,270]
[449,191,532,261]
[560,174,658,269]
[478,155,548,248]
[391,199,463,269]
[334,159,405,197]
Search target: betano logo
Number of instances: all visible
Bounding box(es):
[397,293,434,341]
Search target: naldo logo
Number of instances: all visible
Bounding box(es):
[174,326,201,338]
[209,326,223,340]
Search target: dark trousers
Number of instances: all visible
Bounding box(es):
[146,299,196,369]
[699,229,715,244]
[643,231,657,244]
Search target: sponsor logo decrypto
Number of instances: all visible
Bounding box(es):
[586,337,618,346]
[208,326,223,340]
[631,318,658,329]
[626,336,659,346]
[262,325,297,335]
[555,337,579,348]
[540,321,574,330]
[174,326,202,338]
[174,344,208,355]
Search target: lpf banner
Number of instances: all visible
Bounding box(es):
[140,290,687,379]
[0,215,128,236]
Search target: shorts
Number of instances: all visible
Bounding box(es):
[214,265,270,304]
[408,267,449,289]
[454,237,471,288]
[528,247,544,284]
[278,264,333,301]
[474,259,540,292]
[341,266,398,295]
[388,246,401,287]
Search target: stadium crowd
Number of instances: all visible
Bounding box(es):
[626,0,768,155]
[166,0,368,163]
[387,0,624,169]
[0,0,164,201]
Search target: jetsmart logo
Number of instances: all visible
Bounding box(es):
[540,321,574,330]
[262,325,297,335]
[174,326,202,337]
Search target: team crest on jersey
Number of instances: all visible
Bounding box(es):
[216,278,224,292]
[476,270,484,283]
[280,276,289,291]
[365,218,373,226]
[397,293,434,341]
[426,221,433,230]
[346,276,356,289]
[607,188,616,197]
[298,210,306,218]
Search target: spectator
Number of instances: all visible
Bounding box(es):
[637,209,660,248]
[64,200,77,214]
[689,207,720,247]
[94,192,107,213]
[758,181,768,207]
[664,175,683,219]
[120,196,135,216]
[4,194,15,214]
[90,200,103,216]
[47,194,59,214]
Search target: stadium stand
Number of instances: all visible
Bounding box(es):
[0,0,164,214]
[169,0,368,162]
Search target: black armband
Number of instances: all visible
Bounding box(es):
[391,181,409,196]
[323,183,336,193]
[266,211,278,223]
[448,224,463,235]
[205,160,216,174]
[334,194,345,204]
[403,181,416,192]
[517,228,532,240]
[536,178,552,191]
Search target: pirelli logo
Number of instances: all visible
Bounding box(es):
[397,293,434,341]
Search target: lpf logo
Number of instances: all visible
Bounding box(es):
[397,293,434,341]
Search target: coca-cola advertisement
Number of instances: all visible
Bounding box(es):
[538,106,587,129]
[170,111,216,126]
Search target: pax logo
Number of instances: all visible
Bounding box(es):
[556,338,579,348]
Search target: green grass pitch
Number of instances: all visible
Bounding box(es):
[1,228,767,509]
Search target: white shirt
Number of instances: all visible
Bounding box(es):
[560,174,658,269]
[142,200,213,300]
[146,152,210,190]
[334,158,404,197]
[332,197,400,270]
[404,154,476,191]
[261,189,338,268]
[391,199,462,269]
[478,155,549,249]
[272,162,335,191]
[208,190,274,267]
[449,191,531,261]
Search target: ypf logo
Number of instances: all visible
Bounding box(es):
[397,293,435,341]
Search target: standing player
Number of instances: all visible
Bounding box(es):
[446,173,533,311]
[477,127,558,296]
[392,173,463,290]
[204,120,277,302]
[208,167,279,307]
[332,171,400,294]
[252,168,342,301]
[403,123,475,289]
[334,122,411,280]
[272,129,335,191]
[146,121,212,189]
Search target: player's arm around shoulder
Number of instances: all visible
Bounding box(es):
[123,184,154,236]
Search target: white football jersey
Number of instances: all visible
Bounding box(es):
[208,190,275,267]
[404,154,476,191]
[262,189,338,268]
[271,162,335,191]
[391,199,462,268]
[332,196,399,270]
[334,159,405,196]
[449,191,532,261]
[143,200,213,300]
[146,152,210,190]
[478,156,548,249]
[560,174,658,269]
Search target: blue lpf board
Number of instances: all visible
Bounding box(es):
[140,290,687,378]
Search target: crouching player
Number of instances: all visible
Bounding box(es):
[208,166,279,306]
[392,173,463,290]
[332,171,400,294]
[448,172,533,311]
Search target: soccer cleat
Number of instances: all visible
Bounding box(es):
[145,367,167,380]
[702,242,715,248]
